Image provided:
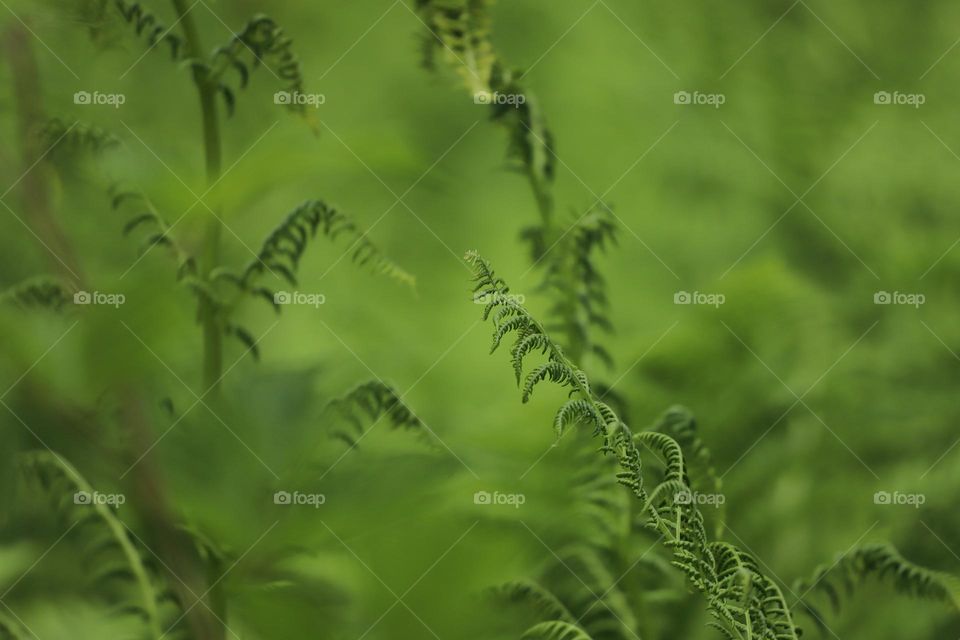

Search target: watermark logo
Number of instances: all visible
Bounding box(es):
[274,291,326,308]
[473,490,526,509]
[274,91,326,108]
[74,291,125,308]
[473,292,526,305]
[874,291,924,308]
[74,90,126,108]
[474,91,526,107]
[674,91,725,108]
[873,91,925,109]
[674,489,725,508]
[74,491,126,507]
[273,490,326,508]
[674,291,725,308]
[874,491,925,508]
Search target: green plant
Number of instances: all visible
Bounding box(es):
[18,452,183,639]
[416,0,618,375]
[468,251,960,639]
[1,3,419,639]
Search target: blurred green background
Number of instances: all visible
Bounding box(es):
[1,0,959,638]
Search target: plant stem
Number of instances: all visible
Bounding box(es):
[172,0,224,393]
[3,23,86,286]
[165,4,227,640]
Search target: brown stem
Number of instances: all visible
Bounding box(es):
[121,394,225,640]
[3,23,86,285]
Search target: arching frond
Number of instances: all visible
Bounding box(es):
[794,543,960,634]
[492,580,576,623]
[81,0,185,60]
[654,406,725,537]
[219,200,413,309]
[467,251,802,640]
[521,620,594,640]
[210,14,312,125]
[324,381,422,448]
[18,451,184,640]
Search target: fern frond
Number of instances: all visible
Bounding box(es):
[546,546,637,637]
[416,0,555,206]
[112,187,197,280]
[794,543,960,634]
[18,451,182,639]
[534,205,618,366]
[635,431,686,483]
[1,277,73,311]
[80,0,185,60]
[415,0,497,92]
[209,14,311,123]
[467,252,801,640]
[324,381,422,448]
[492,580,576,623]
[39,118,120,155]
[554,399,598,439]
[521,620,594,640]
[654,406,725,538]
[228,200,413,308]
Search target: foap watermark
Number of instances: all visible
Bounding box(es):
[674,291,725,308]
[873,490,925,508]
[274,291,326,308]
[74,491,126,507]
[274,91,326,108]
[74,291,125,308]
[273,490,326,508]
[74,90,126,108]
[873,91,925,109]
[473,490,526,509]
[674,489,725,508]
[473,292,526,305]
[674,90,725,108]
[474,91,526,107]
[874,291,924,308]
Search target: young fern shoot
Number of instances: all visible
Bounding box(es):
[467,251,800,640]
[416,0,619,374]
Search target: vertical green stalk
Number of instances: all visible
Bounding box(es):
[172,0,224,393]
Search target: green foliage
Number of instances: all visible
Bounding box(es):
[468,251,801,640]
[112,188,197,280]
[39,118,120,156]
[493,580,576,623]
[208,200,414,316]
[82,1,311,124]
[529,206,619,368]
[17,451,183,640]
[653,406,725,538]
[496,553,647,639]
[418,0,617,372]
[0,277,73,311]
[416,0,555,211]
[0,613,26,640]
[324,380,422,447]
[794,543,960,634]
[521,620,594,640]
[210,15,309,121]
[81,0,185,60]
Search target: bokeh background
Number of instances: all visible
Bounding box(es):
[1,0,959,638]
